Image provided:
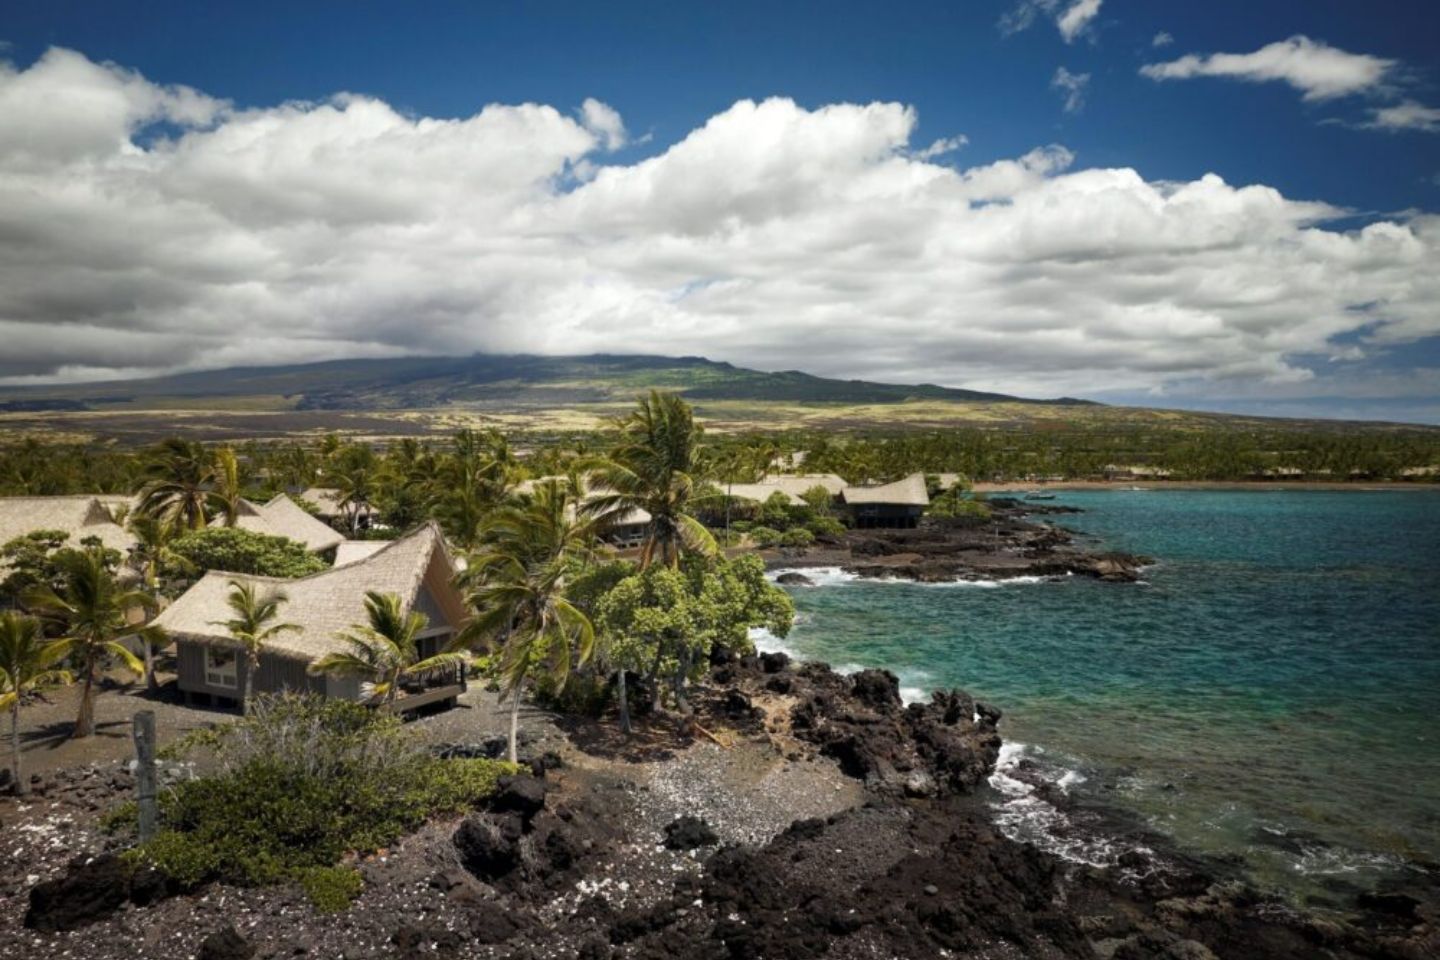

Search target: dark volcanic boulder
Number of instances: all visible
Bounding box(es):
[663,816,720,851]
[490,775,548,822]
[24,853,132,932]
[196,925,256,960]
[775,572,815,586]
[468,900,525,943]
[851,669,901,710]
[759,651,791,673]
[454,813,524,881]
[787,666,1001,796]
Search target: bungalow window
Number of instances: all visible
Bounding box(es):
[205,647,238,688]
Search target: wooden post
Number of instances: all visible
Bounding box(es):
[133,710,157,843]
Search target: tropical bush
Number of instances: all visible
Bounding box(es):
[747,526,782,548]
[927,486,992,521]
[169,527,327,579]
[805,516,847,538]
[118,695,514,909]
[780,527,815,548]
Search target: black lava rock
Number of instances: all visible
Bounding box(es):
[663,816,720,851]
[196,925,256,960]
[24,853,132,932]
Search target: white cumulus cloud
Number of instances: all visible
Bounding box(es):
[1141,35,1396,101]
[1363,100,1440,133]
[1056,0,1102,44]
[1000,0,1101,44]
[1152,32,1174,48]
[0,46,1438,402]
[1051,67,1090,112]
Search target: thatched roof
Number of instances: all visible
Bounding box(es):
[512,476,652,528]
[721,483,806,506]
[841,473,930,507]
[299,487,374,520]
[211,494,345,553]
[0,496,136,559]
[333,540,387,565]
[151,523,464,662]
[759,474,849,497]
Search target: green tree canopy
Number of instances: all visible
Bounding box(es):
[169,528,328,580]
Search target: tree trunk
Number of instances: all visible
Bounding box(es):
[508,687,522,764]
[74,663,95,739]
[673,647,693,719]
[647,643,666,712]
[241,657,254,716]
[10,702,24,797]
[616,670,632,735]
[144,637,159,696]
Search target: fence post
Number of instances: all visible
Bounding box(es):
[133,710,157,843]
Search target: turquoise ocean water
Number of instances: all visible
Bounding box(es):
[761,490,1440,903]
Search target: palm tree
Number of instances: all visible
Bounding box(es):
[137,438,215,532]
[458,480,597,761]
[23,548,155,738]
[434,430,510,550]
[584,391,717,569]
[0,613,71,795]
[210,447,243,527]
[127,515,194,693]
[330,447,376,535]
[210,581,298,715]
[308,592,466,709]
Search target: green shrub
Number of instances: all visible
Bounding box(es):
[730,520,753,534]
[298,865,364,912]
[779,528,815,548]
[169,527,327,579]
[806,516,847,538]
[748,526,782,548]
[117,694,516,895]
[534,669,611,717]
[123,830,221,889]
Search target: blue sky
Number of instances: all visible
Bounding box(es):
[2,1,1439,421]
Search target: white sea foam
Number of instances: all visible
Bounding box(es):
[987,742,1123,868]
[767,566,860,587]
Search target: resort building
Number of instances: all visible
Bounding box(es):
[0,495,136,570]
[151,523,468,712]
[841,473,930,528]
[211,494,346,554]
[299,486,376,530]
[513,476,652,547]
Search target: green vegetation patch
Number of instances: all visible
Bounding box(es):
[117,695,515,911]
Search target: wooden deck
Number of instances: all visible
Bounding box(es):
[380,683,464,714]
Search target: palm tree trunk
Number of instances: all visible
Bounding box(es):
[143,637,158,696]
[10,702,24,796]
[616,669,632,735]
[74,661,95,739]
[508,687,521,764]
[241,657,254,716]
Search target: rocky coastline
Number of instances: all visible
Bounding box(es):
[4,652,1437,960]
[770,497,1151,584]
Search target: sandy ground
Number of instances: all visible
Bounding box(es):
[6,673,566,782]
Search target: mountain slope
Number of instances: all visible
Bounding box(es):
[0,353,1094,411]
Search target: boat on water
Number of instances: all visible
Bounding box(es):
[1024,490,1056,500]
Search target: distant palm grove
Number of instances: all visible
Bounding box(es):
[2,417,1437,502]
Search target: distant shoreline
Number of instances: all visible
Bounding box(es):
[972,480,1439,493]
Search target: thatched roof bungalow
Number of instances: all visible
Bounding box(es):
[151,523,468,712]
[841,473,930,528]
[211,494,346,554]
[0,496,136,567]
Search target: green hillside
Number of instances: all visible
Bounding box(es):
[0,353,1091,412]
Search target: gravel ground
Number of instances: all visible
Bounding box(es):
[0,679,867,960]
